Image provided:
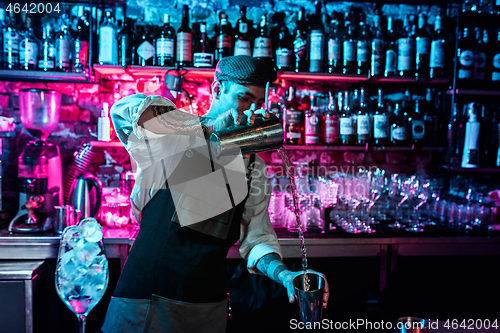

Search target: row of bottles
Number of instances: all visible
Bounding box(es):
[96,4,449,79]
[1,7,90,72]
[449,101,500,168]
[281,86,443,147]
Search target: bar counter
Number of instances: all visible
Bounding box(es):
[2,225,500,293]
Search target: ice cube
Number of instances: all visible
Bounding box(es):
[79,218,103,243]
[75,242,101,267]
[60,251,89,280]
[63,226,85,249]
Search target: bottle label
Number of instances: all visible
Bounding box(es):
[397,38,413,71]
[138,40,155,61]
[492,71,500,82]
[74,39,88,66]
[357,115,370,135]
[39,42,55,69]
[293,34,307,61]
[493,53,500,69]
[310,31,324,61]
[217,33,232,48]
[371,38,384,75]
[340,117,353,135]
[99,26,115,63]
[430,40,445,68]
[412,119,426,140]
[287,132,302,139]
[385,49,397,73]
[357,41,369,62]
[193,52,214,67]
[276,48,291,68]
[474,52,487,69]
[3,30,19,53]
[459,50,474,67]
[416,37,430,55]
[343,40,356,62]
[239,22,248,34]
[20,40,37,65]
[156,38,174,56]
[459,69,472,79]
[56,39,71,65]
[253,37,272,57]
[325,117,340,143]
[234,39,251,56]
[285,108,304,124]
[176,32,192,62]
[305,114,322,144]
[328,39,341,61]
[392,126,408,141]
[373,115,388,139]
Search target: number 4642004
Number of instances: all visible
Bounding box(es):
[444,319,499,330]
[6,3,61,14]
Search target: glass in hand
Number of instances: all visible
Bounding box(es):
[55,218,109,333]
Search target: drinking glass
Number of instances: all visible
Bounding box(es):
[406,179,430,233]
[366,169,385,225]
[55,218,109,333]
[387,174,406,228]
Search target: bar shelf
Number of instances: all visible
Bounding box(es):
[93,65,450,84]
[90,140,124,148]
[283,145,446,152]
[449,166,500,173]
[448,89,500,96]
[0,69,89,82]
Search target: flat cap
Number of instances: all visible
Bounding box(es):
[215,55,277,86]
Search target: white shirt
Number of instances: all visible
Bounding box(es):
[110,94,282,273]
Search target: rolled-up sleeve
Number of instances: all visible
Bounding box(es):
[239,155,282,274]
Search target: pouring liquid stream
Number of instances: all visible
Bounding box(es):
[277,146,310,291]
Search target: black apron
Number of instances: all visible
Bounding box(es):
[102,138,255,333]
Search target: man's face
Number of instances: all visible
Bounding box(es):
[217,82,266,116]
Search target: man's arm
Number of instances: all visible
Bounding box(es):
[138,104,205,136]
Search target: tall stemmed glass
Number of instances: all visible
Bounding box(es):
[387,174,407,228]
[55,218,109,333]
[366,169,385,225]
[406,179,431,233]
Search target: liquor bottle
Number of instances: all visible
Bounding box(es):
[457,26,474,88]
[415,13,430,79]
[234,6,251,56]
[356,87,370,145]
[99,9,118,65]
[19,14,38,71]
[156,14,175,67]
[371,10,385,77]
[55,15,72,72]
[72,8,89,73]
[324,92,340,145]
[424,88,439,146]
[253,15,273,66]
[340,91,355,145]
[411,99,426,145]
[373,88,389,146]
[38,24,55,71]
[357,12,370,76]
[461,102,480,168]
[215,13,232,62]
[397,15,415,76]
[117,18,135,67]
[268,86,283,116]
[343,10,357,75]
[473,28,488,86]
[305,96,323,145]
[0,9,4,69]
[3,11,20,69]
[327,11,342,74]
[177,5,192,67]
[283,86,304,145]
[429,15,445,78]
[293,7,308,72]
[384,16,397,76]
[309,1,325,73]
[276,27,291,71]
[137,22,155,66]
[193,22,214,68]
[390,102,409,146]
[491,28,500,89]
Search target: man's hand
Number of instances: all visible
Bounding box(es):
[278,269,330,309]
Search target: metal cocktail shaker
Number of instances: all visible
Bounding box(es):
[210,116,283,157]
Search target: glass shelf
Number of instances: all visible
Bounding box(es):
[93,65,450,84]
[0,69,89,82]
[90,140,124,148]
[283,145,446,152]
[448,89,500,96]
[449,167,500,173]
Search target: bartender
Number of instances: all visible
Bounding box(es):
[101,55,329,333]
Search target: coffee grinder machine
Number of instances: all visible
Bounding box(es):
[9,89,63,233]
